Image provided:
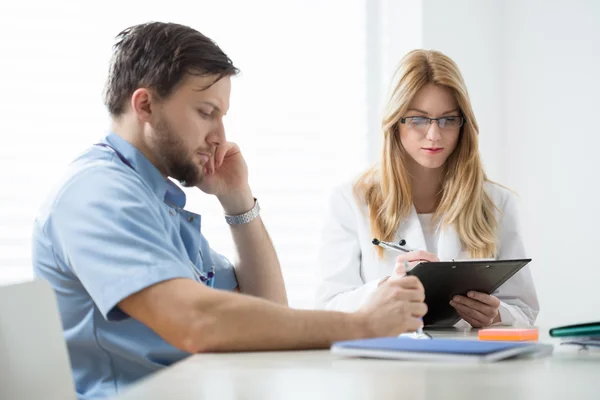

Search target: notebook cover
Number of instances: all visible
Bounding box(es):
[332,337,532,355]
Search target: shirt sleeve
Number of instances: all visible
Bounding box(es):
[45,165,196,321]
[315,184,381,312]
[494,191,540,326]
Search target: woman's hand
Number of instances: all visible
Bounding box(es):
[450,291,501,328]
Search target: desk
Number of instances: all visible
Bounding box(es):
[113,328,599,400]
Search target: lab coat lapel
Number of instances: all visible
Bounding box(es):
[437,223,465,261]
[394,206,427,253]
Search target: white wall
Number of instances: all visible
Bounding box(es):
[421,0,505,181]
[503,0,600,326]
[420,0,600,326]
[365,0,423,161]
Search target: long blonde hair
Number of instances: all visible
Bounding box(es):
[355,49,498,259]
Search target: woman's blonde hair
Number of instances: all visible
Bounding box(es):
[355,49,498,259]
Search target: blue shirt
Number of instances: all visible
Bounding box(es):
[32,132,238,400]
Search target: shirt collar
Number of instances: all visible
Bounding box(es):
[103,132,187,209]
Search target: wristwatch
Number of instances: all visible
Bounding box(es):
[224,198,260,225]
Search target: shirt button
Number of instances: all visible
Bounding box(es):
[188,216,194,222]
[169,209,175,216]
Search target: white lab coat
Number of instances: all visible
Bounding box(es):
[315,179,539,327]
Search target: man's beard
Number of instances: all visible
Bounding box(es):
[153,116,203,187]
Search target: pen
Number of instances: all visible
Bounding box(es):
[200,265,216,288]
[195,264,216,288]
[207,266,215,288]
[372,238,431,339]
[402,257,429,339]
[371,238,416,253]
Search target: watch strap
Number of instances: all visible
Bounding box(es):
[224,198,260,225]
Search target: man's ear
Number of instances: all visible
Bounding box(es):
[130,88,155,122]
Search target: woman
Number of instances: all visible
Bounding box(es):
[315,49,538,328]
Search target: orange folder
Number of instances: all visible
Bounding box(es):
[478,328,539,341]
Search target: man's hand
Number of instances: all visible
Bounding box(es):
[357,274,427,336]
[393,250,439,275]
[450,291,501,328]
[378,250,439,287]
[197,142,253,214]
[198,142,286,304]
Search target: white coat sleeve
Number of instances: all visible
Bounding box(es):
[494,192,540,326]
[314,186,382,312]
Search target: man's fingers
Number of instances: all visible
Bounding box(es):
[408,301,428,318]
[391,287,425,303]
[393,251,439,276]
[206,157,215,175]
[393,260,421,275]
[390,275,424,291]
[393,261,408,275]
[214,144,227,168]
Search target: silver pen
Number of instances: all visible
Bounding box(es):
[372,238,431,339]
[371,238,416,253]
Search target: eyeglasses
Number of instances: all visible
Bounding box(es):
[399,116,465,132]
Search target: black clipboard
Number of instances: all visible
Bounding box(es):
[405,258,531,327]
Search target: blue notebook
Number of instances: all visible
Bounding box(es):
[331,337,553,363]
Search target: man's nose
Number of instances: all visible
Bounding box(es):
[207,119,226,146]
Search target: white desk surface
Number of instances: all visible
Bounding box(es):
[113,328,600,400]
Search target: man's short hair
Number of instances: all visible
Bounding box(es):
[103,22,239,116]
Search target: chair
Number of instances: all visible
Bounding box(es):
[0,279,76,399]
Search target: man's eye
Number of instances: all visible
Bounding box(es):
[198,109,212,117]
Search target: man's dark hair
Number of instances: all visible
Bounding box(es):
[104,22,239,116]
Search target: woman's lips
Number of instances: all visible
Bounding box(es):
[422,147,443,154]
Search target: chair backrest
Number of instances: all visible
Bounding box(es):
[0,279,76,399]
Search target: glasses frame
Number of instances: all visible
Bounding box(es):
[399,116,466,130]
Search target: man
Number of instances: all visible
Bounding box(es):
[32,22,426,400]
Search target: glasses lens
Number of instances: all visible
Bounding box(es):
[408,117,429,129]
[439,117,462,129]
